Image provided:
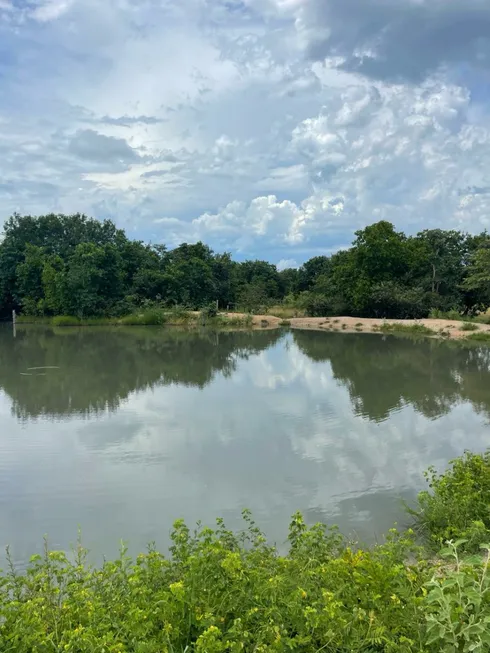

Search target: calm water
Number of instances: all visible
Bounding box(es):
[1,325,490,565]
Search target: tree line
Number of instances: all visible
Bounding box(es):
[0,213,489,319]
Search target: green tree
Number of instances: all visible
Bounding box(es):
[16,244,47,314]
[42,255,66,315]
[463,243,490,309]
[297,256,331,291]
[63,243,124,317]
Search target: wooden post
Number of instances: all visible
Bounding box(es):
[12,309,16,338]
[216,299,219,312]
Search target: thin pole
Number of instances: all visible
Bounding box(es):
[12,309,16,338]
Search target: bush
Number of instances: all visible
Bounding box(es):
[119,309,167,326]
[52,315,81,326]
[461,322,479,331]
[429,308,464,321]
[415,450,490,551]
[368,283,430,319]
[301,293,332,317]
[201,303,218,320]
[378,323,436,336]
[424,541,490,652]
[4,488,490,651]
[0,514,430,653]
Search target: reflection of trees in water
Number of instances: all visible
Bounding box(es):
[293,331,490,422]
[0,327,283,420]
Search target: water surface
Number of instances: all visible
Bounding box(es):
[0,325,489,565]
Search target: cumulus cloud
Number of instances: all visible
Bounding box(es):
[1,0,490,262]
[261,0,490,83]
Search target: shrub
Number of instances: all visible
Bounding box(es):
[424,541,490,652]
[4,500,490,651]
[0,514,430,653]
[52,315,81,326]
[379,323,436,336]
[414,450,490,551]
[201,303,218,320]
[301,293,332,317]
[461,322,479,331]
[429,309,464,321]
[368,283,430,319]
[119,310,167,326]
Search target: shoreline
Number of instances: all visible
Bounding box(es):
[225,313,490,340]
[13,312,490,341]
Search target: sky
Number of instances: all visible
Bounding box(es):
[2,0,490,266]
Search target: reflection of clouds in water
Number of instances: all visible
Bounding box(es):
[71,336,490,528]
[237,339,489,501]
[1,331,490,564]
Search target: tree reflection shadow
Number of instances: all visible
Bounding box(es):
[0,326,284,420]
[293,331,490,422]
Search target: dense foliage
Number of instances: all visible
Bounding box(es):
[1,453,490,651]
[1,213,490,319]
[415,450,490,552]
[1,514,490,652]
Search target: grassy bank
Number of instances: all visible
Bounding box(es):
[17,310,254,330]
[429,309,490,325]
[374,322,437,336]
[2,451,490,652]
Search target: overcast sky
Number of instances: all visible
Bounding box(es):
[1,0,490,265]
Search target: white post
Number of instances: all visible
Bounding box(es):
[12,309,16,338]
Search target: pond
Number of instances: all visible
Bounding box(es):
[0,325,489,565]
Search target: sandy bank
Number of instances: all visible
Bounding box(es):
[224,313,490,339]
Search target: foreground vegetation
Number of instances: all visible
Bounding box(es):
[16,307,254,329]
[2,451,490,652]
[1,213,489,321]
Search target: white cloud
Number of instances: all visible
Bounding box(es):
[277,258,299,271]
[1,0,490,262]
[30,0,73,22]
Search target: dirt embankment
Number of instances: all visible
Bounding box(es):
[286,316,490,338]
[224,313,490,339]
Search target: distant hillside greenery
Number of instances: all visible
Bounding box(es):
[0,213,489,319]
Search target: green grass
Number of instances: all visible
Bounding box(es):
[203,314,254,329]
[460,322,479,332]
[118,310,168,326]
[429,309,490,325]
[267,305,306,319]
[279,319,291,327]
[17,315,54,325]
[15,309,256,330]
[377,322,437,336]
[465,331,490,342]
